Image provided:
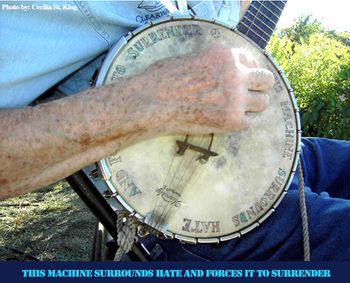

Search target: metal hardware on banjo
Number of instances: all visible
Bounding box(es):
[95,14,301,244]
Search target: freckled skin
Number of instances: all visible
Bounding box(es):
[0,46,274,200]
[0,179,9,185]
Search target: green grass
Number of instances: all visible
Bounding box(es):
[0,181,96,261]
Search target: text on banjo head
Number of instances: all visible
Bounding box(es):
[97,18,300,243]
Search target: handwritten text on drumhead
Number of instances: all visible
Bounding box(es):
[281,101,295,160]
[232,168,286,228]
[182,218,220,234]
[127,24,203,59]
[116,170,142,197]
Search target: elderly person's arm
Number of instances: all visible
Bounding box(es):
[0,46,274,200]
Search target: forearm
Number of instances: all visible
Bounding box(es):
[0,79,158,199]
[0,46,274,200]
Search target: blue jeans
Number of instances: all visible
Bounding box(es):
[141,138,350,261]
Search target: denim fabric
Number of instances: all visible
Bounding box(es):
[141,138,350,261]
[0,1,139,108]
[0,0,237,108]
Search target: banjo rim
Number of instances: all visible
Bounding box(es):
[96,16,302,244]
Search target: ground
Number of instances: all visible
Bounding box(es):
[0,181,96,261]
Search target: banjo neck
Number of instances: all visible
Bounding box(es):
[237,0,287,49]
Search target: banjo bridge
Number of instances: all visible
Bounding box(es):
[176,134,218,164]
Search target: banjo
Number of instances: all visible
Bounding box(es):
[95,0,301,244]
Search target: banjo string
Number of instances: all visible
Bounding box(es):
[150,137,203,228]
[170,136,204,191]
[148,136,190,227]
[149,134,194,228]
[146,0,195,229]
[150,136,209,229]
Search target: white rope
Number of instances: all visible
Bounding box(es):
[113,211,138,261]
[298,159,311,261]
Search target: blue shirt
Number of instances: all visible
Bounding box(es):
[0,0,241,108]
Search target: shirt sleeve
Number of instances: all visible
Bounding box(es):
[0,0,239,108]
[299,137,350,199]
[0,1,135,108]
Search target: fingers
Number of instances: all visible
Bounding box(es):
[245,91,270,112]
[230,48,274,92]
[235,48,260,68]
[246,68,275,91]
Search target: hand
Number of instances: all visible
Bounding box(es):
[139,45,275,135]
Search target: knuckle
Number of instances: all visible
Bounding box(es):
[259,94,270,109]
[266,70,275,88]
[251,93,270,112]
[217,45,233,57]
[236,48,259,68]
[248,68,274,91]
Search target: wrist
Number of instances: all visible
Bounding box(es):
[91,77,165,146]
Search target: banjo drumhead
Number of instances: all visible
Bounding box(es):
[97,17,301,243]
